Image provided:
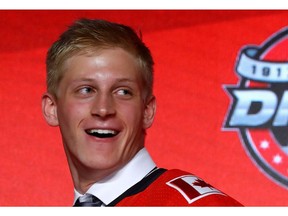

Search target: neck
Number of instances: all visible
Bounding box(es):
[70,159,124,194]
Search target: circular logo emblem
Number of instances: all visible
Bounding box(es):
[223,27,288,188]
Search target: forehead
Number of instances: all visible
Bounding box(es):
[61,48,142,83]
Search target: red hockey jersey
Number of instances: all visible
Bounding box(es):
[115,169,242,206]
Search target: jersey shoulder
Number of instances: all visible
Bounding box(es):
[160,169,243,206]
[117,169,243,206]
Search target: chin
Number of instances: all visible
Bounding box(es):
[83,155,120,170]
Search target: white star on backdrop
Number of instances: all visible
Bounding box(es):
[273,154,282,164]
[260,140,269,149]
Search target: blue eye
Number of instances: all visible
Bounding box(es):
[78,87,93,95]
[117,89,131,96]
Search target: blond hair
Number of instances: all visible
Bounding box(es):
[46,18,154,99]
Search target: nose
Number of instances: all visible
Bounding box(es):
[91,93,116,118]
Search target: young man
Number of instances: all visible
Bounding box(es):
[42,18,242,206]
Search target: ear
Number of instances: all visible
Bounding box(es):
[143,95,156,129]
[41,93,59,127]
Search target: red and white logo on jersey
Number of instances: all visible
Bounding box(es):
[166,175,224,204]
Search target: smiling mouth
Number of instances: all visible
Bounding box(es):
[85,129,119,138]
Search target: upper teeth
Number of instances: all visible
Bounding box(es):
[89,129,116,134]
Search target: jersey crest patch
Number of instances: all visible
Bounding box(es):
[166,175,224,204]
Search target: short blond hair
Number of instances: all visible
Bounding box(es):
[46,18,154,99]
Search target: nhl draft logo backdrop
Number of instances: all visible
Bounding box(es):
[223,27,288,188]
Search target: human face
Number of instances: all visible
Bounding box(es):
[43,48,156,180]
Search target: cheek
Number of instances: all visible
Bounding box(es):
[57,99,89,126]
[118,103,144,128]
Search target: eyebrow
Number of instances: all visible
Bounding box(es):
[70,78,137,85]
[114,78,137,84]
